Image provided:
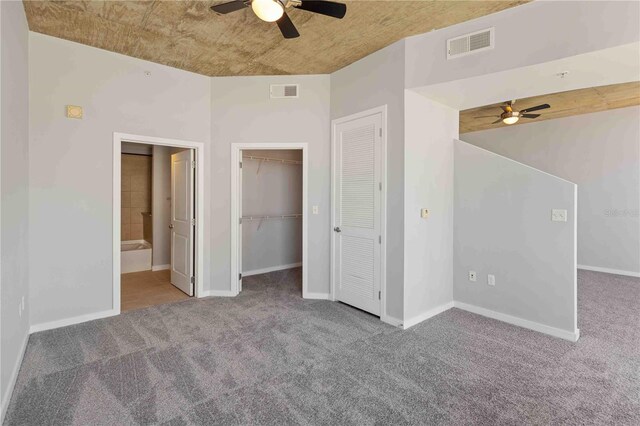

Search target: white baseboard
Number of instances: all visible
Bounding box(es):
[578,264,640,278]
[402,301,454,330]
[151,264,170,272]
[381,314,403,328]
[199,289,237,298]
[29,309,119,334]
[243,262,302,277]
[453,301,580,342]
[1,331,29,423]
[302,291,330,300]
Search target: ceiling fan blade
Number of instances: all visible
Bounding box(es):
[520,103,550,113]
[277,12,300,39]
[296,1,347,19]
[491,119,502,124]
[211,1,247,14]
[474,115,500,118]
[521,113,541,119]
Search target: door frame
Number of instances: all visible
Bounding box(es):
[230,143,309,297]
[112,132,205,314]
[331,105,388,322]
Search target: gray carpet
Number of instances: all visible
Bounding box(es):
[5,268,640,425]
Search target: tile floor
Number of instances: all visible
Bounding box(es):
[121,269,190,312]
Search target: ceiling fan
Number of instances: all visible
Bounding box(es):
[211,0,347,39]
[477,100,551,125]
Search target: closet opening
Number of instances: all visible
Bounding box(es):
[113,133,205,314]
[231,144,309,298]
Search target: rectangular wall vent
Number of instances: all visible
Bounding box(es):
[447,27,494,59]
[270,84,299,99]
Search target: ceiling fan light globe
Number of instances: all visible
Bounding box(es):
[502,116,519,125]
[252,0,284,22]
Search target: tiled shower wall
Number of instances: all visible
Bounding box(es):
[121,154,152,241]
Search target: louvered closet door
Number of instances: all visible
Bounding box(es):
[334,113,382,316]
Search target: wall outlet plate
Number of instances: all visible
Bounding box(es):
[421,208,429,219]
[487,274,496,286]
[551,209,567,222]
[469,271,477,282]
[312,205,319,215]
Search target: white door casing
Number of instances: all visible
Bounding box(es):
[238,154,243,292]
[171,149,195,296]
[333,112,382,316]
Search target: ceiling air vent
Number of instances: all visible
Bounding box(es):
[447,27,494,59]
[270,84,299,99]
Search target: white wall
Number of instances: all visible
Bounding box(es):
[403,91,457,325]
[152,145,171,267]
[331,40,406,320]
[405,0,640,89]
[454,140,578,339]
[0,0,30,420]
[29,33,211,327]
[242,150,302,274]
[462,107,640,276]
[211,75,330,294]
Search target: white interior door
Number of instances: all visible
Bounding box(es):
[170,149,195,296]
[333,112,382,316]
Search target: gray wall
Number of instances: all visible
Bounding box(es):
[405,0,640,89]
[403,91,457,322]
[28,33,211,327]
[463,107,640,275]
[454,140,577,334]
[210,75,330,294]
[331,40,406,320]
[152,145,171,267]
[242,150,302,273]
[0,0,29,419]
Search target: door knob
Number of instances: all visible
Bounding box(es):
[334,227,341,233]
[169,224,174,229]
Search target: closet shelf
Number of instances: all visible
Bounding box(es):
[243,155,302,165]
[242,214,302,220]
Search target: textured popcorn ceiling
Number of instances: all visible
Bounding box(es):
[23,0,526,76]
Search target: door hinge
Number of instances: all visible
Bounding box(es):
[239,273,242,280]
[191,218,196,226]
[190,276,195,284]
[239,217,243,224]
[379,182,382,191]
[191,160,196,169]
[239,161,243,169]
[379,128,382,137]
[379,235,381,244]
[378,291,381,300]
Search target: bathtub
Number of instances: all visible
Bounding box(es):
[121,240,152,273]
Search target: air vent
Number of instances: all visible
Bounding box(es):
[270,84,299,99]
[447,27,494,59]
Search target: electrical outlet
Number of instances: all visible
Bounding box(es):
[312,205,319,215]
[469,271,477,282]
[487,274,496,286]
[551,209,567,222]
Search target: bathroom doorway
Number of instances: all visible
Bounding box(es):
[113,133,205,313]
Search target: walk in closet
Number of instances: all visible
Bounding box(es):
[241,150,303,279]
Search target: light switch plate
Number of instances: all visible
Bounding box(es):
[551,209,567,222]
[487,274,496,286]
[469,271,477,282]
[312,205,319,215]
[421,208,429,219]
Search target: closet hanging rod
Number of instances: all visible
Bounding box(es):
[243,155,302,165]
[242,214,302,221]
